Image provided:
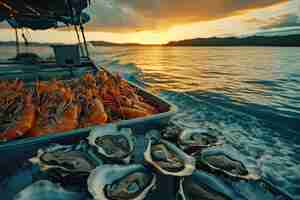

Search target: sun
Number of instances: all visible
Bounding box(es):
[113,31,169,45]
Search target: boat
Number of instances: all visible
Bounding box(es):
[0,0,176,161]
[0,1,294,200]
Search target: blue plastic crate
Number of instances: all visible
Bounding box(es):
[0,66,177,167]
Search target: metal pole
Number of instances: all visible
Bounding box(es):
[66,0,88,58]
[15,28,20,56]
[79,22,90,58]
[74,25,85,57]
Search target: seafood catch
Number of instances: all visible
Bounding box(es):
[176,171,244,200]
[29,80,80,137]
[178,128,223,153]
[144,137,195,176]
[0,71,161,142]
[78,89,108,127]
[87,164,156,200]
[194,150,259,180]
[0,80,35,141]
[161,122,183,141]
[30,143,103,182]
[88,125,135,163]
[70,73,108,127]
[98,71,158,120]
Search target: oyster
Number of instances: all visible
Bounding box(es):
[194,150,259,180]
[30,143,102,182]
[87,164,156,200]
[144,137,195,176]
[176,171,244,200]
[14,180,85,200]
[161,122,183,141]
[178,128,223,153]
[88,125,135,163]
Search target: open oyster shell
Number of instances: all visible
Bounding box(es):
[194,149,259,180]
[88,125,135,163]
[176,171,244,200]
[30,143,103,182]
[178,128,223,153]
[87,164,156,200]
[144,137,195,176]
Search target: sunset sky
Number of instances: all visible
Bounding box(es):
[0,0,299,44]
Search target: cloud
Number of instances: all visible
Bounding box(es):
[84,0,289,32]
[264,14,300,28]
[85,0,147,32]
[242,0,300,36]
[0,0,291,35]
[247,13,300,30]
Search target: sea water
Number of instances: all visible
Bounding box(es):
[0,46,299,199]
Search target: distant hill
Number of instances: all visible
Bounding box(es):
[2,34,300,47]
[90,41,159,46]
[90,41,120,46]
[165,34,300,47]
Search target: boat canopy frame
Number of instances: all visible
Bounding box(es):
[0,0,91,22]
[0,0,91,60]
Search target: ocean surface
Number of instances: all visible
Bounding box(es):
[0,46,300,199]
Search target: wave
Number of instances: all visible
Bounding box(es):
[184,90,300,133]
[243,80,280,87]
[160,90,300,197]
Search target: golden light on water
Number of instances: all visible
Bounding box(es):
[116,31,169,45]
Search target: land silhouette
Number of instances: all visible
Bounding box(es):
[1,34,300,47]
[92,34,300,47]
[165,34,300,47]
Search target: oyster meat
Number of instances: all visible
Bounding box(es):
[88,125,135,163]
[161,122,183,141]
[95,135,130,158]
[178,128,223,153]
[151,144,184,172]
[204,155,248,176]
[30,143,102,182]
[87,164,156,200]
[144,137,195,176]
[195,150,259,180]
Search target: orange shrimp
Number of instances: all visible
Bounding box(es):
[119,106,152,119]
[28,103,80,137]
[79,89,108,127]
[28,80,80,137]
[0,94,36,141]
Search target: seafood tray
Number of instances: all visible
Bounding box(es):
[0,66,177,166]
[0,124,293,200]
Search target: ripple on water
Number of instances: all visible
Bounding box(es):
[161,90,300,198]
